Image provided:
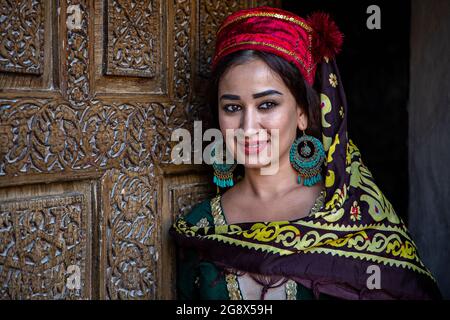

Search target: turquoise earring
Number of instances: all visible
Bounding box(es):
[211,144,237,190]
[289,130,326,186]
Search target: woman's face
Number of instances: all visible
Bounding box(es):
[218,58,308,169]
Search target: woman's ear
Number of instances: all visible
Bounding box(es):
[296,105,308,131]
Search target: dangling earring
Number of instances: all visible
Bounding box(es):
[211,143,237,192]
[289,130,326,186]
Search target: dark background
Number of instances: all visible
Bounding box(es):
[283,0,411,223]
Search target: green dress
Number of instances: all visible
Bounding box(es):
[176,195,337,300]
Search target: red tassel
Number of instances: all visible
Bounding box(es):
[307,12,344,62]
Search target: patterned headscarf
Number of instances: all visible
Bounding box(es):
[170,7,441,299]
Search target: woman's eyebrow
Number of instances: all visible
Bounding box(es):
[252,89,282,99]
[219,90,282,101]
[220,94,241,101]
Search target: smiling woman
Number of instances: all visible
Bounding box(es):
[210,50,322,140]
[169,6,441,300]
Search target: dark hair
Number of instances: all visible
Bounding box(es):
[207,50,322,139]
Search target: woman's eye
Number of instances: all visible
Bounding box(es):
[258,101,278,110]
[223,104,242,113]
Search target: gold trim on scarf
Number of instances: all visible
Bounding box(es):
[217,12,313,35]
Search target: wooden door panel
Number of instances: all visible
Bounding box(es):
[93,0,167,96]
[0,0,57,92]
[0,179,95,299]
[0,0,278,299]
[99,168,159,299]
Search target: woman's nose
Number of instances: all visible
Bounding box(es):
[241,107,260,135]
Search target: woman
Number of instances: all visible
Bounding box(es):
[170,6,441,300]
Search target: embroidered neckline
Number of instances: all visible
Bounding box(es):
[210,191,325,300]
[211,189,326,225]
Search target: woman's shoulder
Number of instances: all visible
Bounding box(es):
[181,196,217,227]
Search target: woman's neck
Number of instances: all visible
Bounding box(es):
[240,154,301,200]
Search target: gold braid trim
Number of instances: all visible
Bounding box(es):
[217,12,313,35]
[225,273,242,300]
[285,280,298,300]
[211,195,226,226]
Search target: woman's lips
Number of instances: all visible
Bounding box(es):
[239,140,269,155]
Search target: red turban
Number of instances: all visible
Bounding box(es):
[212,6,344,86]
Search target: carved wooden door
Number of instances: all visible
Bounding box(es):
[0,0,277,299]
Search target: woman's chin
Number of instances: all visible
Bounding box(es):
[242,162,266,169]
[240,155,274,169]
